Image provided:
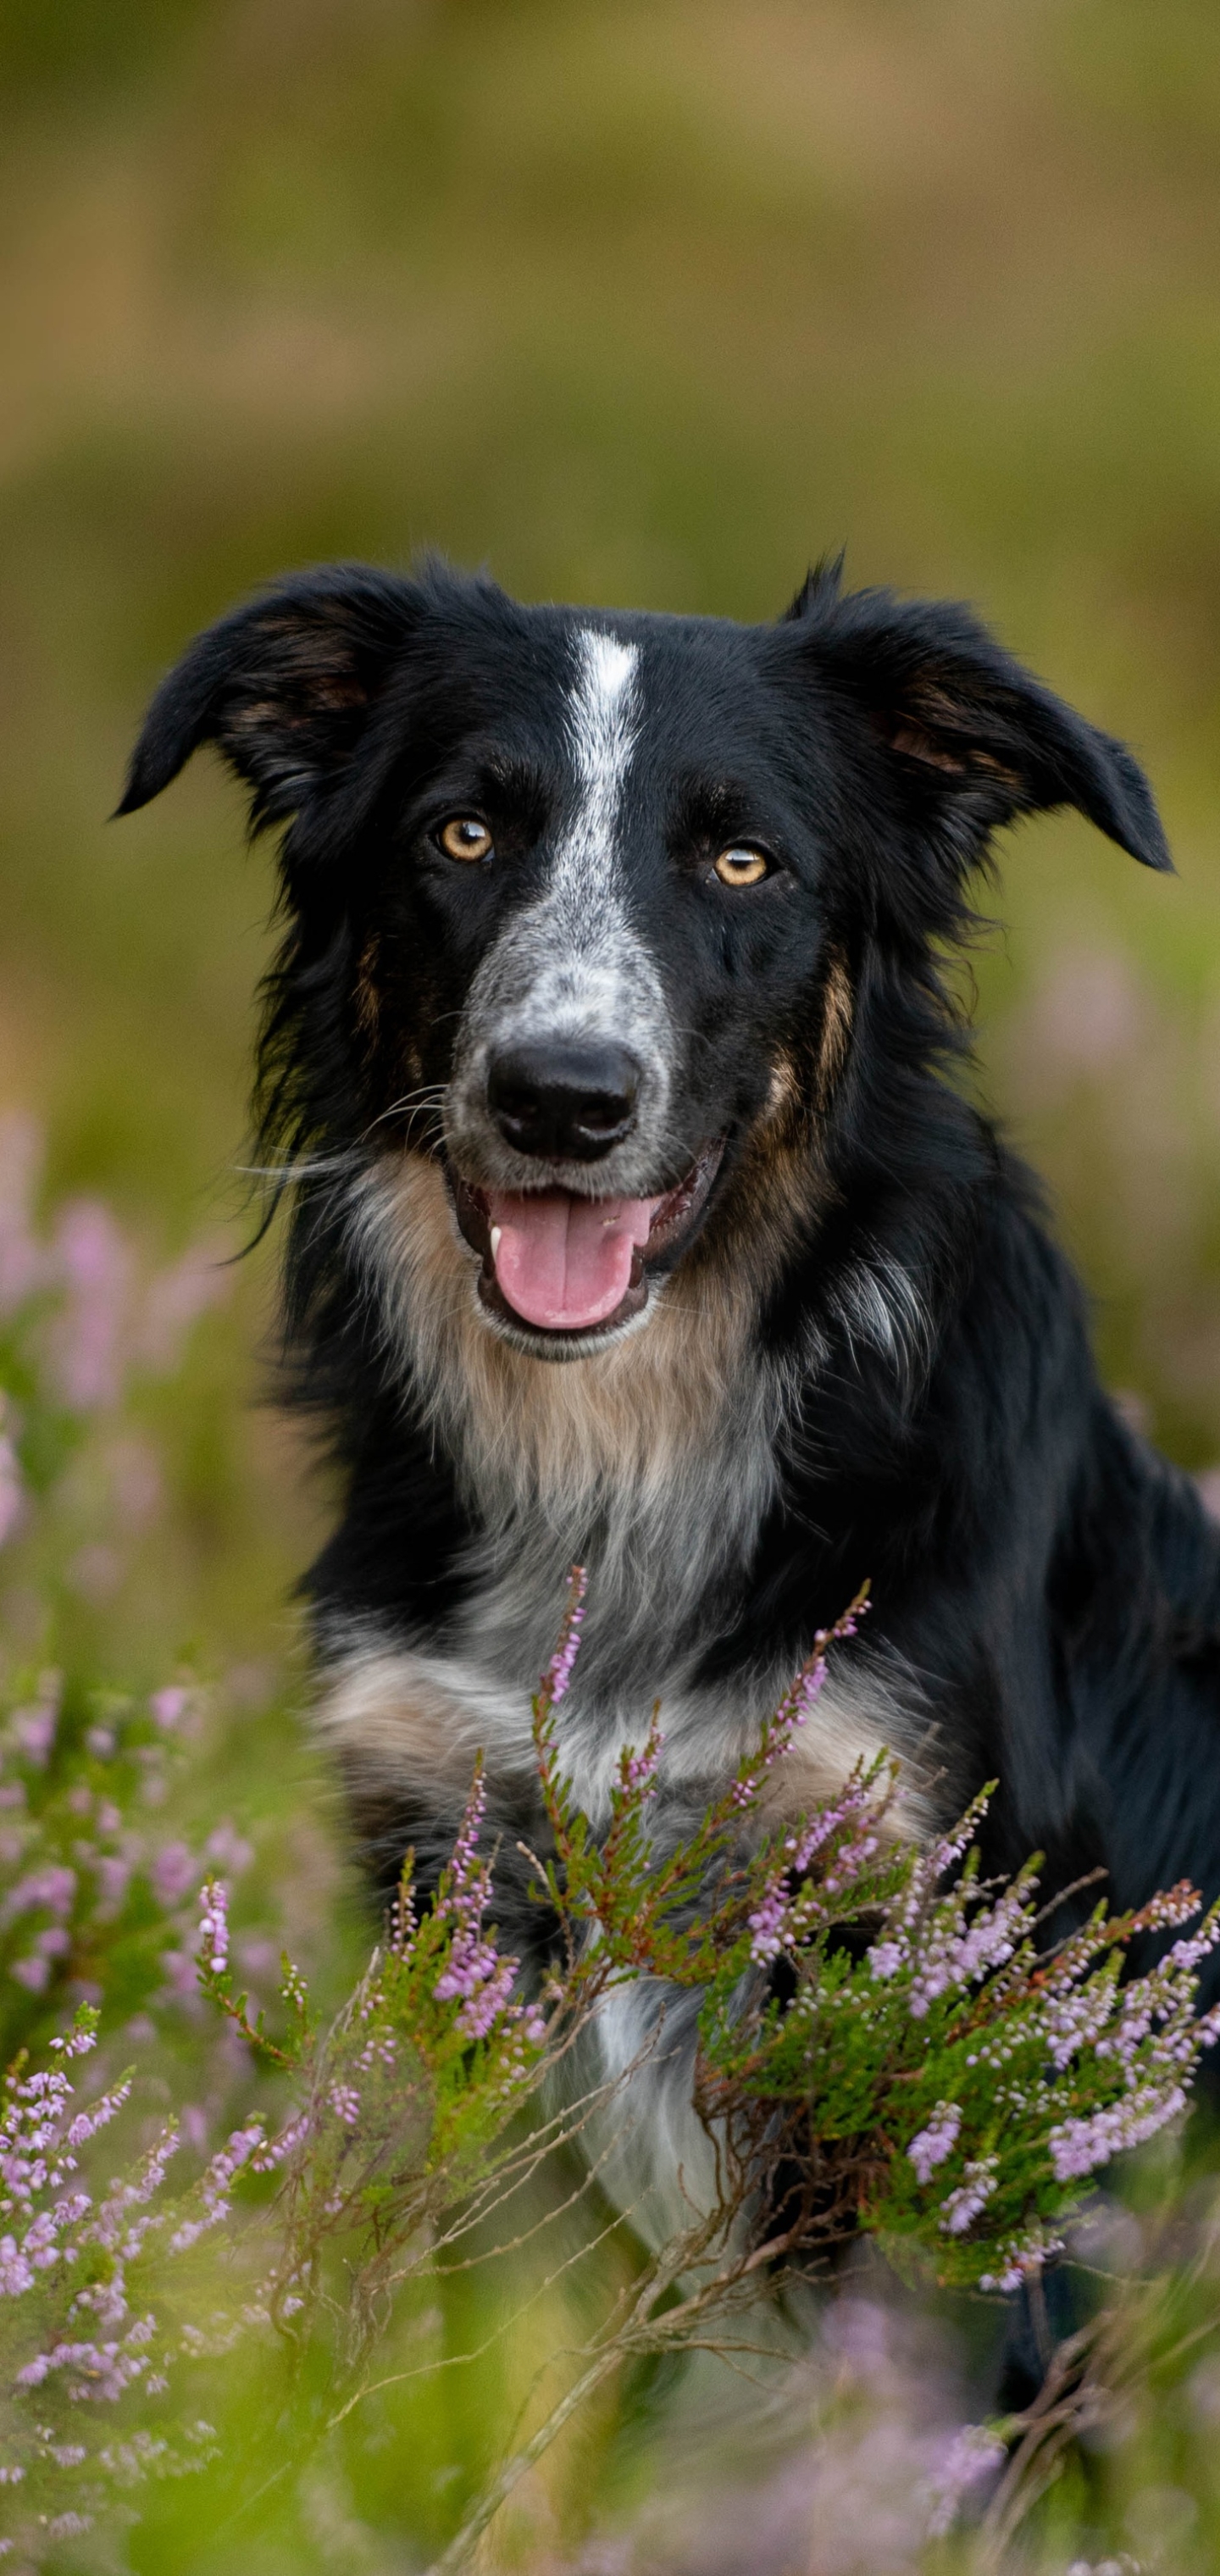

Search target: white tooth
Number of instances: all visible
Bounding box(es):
[490,1225,502,1260]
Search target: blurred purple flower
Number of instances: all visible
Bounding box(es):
[49,1201,132,1411]
[1,1864,76,1927]
[923,2424,1006,2538]
[204,1823,253,1876]
[1018,947,1146,1089]
[137,1246,229,1374]
[9,1957,48,1994]
[149,1687,188,1731]
[158,1949,199,2000]
[0,1114,47,1315]
[0,1430,22,1550]
[151,1843,194,1907]
[68,1543,123,1602]
[10,1684,59,1768]
[94,1857,130,1919]
[107,1436,162,1530]
[236,1937,277,1978]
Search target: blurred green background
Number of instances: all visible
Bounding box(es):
[5,0,1220,1678]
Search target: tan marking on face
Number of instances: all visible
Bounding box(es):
[815,950,853,1108]
[355,934,380,1043]
[765,1051,801,1119]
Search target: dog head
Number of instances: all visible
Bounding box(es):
[119,558,1169,1361]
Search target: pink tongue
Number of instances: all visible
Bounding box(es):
[486,1191,660,1330]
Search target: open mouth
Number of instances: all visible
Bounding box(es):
[449,1141,724,1341]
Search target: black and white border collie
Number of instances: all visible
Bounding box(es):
[120,557,1220,2209]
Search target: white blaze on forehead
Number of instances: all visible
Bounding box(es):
[487,621,650,1036]
[444,618,673,1170]
[561,628,639,886]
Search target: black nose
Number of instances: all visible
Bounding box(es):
[487,1038,641,1162]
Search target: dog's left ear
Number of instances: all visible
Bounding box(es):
[785,574,1172,873]
[116,565,419,832]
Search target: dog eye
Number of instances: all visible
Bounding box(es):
[437,817,494,863]
[713,845,770,888]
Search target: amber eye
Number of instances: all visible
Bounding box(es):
[438,816,493,863]
[713,845,770,888]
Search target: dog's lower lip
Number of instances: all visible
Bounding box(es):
[448,1141,724,1341]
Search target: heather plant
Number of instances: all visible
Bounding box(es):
[0,1112,254,2074]
[533,1574,1220,2301]
[0,1108,227,1579]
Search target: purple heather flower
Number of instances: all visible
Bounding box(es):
[619,1726,663,1797]
[10,1685,59,1768]
[542,1567,587,1707]
[137,1245,229,1374]
[0,1431,22,1551]
[50,1200,132,1413]
[149,1687,188,1732]
[939,2158,998,2235]
[197,1880,230,1978]
[1049,2086,1189,2183]
[152,1843,195,1907]
[924,2425,1006,2538]
[204,1822,253,1876]
[907,2102,962,2186]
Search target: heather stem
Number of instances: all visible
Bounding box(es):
[421,2343,623,2575]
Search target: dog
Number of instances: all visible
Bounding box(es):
[119,554,1220,2223]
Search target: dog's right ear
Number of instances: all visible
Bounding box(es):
[115,566,419,831]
